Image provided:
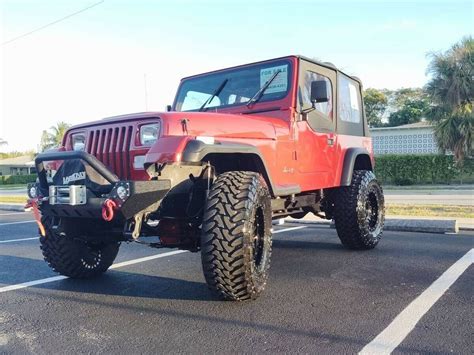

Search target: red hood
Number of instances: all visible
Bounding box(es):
[65,111,291,166]
[69,111,288,140]
[160,111,285,140]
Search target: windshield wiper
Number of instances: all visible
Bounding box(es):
[246,69,281,107]
[199,78,229,112]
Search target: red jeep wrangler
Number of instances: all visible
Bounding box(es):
[28,56,384,301]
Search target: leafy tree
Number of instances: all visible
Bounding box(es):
[426,36,473,163]
[387,88,429,126]
[40,122,71,151]
[363,88,387,127]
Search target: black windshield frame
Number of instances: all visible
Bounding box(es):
[172,59,293,112]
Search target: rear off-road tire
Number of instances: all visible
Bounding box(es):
[201,171,272,301]
[40,216,120,278]
[334,170,385,250]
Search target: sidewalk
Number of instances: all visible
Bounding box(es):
[383,184,474,191]
[384,214,473,230]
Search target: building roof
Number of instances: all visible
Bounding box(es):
[0,155,35,167]
[370,121,434,131]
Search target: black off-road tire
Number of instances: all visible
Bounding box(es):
[334,170,385,250]
[201,171,272,301]
[40,216,120,278]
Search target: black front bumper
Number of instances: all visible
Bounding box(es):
[33,151,171,220]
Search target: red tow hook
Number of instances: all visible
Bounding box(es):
[102,199,117,222]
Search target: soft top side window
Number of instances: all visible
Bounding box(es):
[302,71,333,120]
[338,75,361,124]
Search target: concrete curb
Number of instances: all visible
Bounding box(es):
[0,204,30,212]
[285,218,461,234]
[384,218,458,234]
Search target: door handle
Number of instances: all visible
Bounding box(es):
[327,137,334,146]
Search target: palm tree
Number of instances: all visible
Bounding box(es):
[40,122,71,151]
[426,36,473,164]
[434,111,473,162]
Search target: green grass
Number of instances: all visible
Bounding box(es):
[386,204,474,218]
[0,196,27,204]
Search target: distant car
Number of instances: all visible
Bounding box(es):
[28,55,384,301]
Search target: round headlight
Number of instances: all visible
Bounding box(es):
[28,186,37,199]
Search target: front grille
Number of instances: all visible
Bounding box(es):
[86,125,133,179]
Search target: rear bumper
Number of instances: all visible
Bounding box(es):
[32,151,171,219]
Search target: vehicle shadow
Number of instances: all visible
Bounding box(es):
[2,231,468,302]
[1,239,346,299]
[0,254,215,301]
[273,239,346,251]
[56,270,215,301]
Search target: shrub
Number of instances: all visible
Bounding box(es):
[374,154,470,185]
[0,174,37,185]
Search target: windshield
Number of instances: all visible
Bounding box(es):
[173,59,292,112]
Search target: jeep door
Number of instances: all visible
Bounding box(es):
[295,59,338,189]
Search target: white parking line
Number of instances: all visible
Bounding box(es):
[359,248,474,355]
[0,226,306,294]
[0,275,69,294]
[0,212,28,216]
[108,251,186,269]
[273,226,306,234]
[0,237,38,244]
[0,250,188,294]
[0,220,36,226]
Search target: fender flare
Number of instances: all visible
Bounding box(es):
[182,139,263,162]
[340,148,373,186]
[182,139,300,197]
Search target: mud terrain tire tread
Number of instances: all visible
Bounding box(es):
[201,171,272,301]
[334,170,385,250]
[40,217,120,278]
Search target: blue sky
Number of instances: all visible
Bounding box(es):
[1,0,473,151]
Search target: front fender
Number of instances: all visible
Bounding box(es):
[144,135,194,166]
[182,139,262,162]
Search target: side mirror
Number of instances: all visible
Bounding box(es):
[310,80,329,103]
[165,105,172,112]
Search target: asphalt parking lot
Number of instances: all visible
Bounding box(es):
[1,211,473,354]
